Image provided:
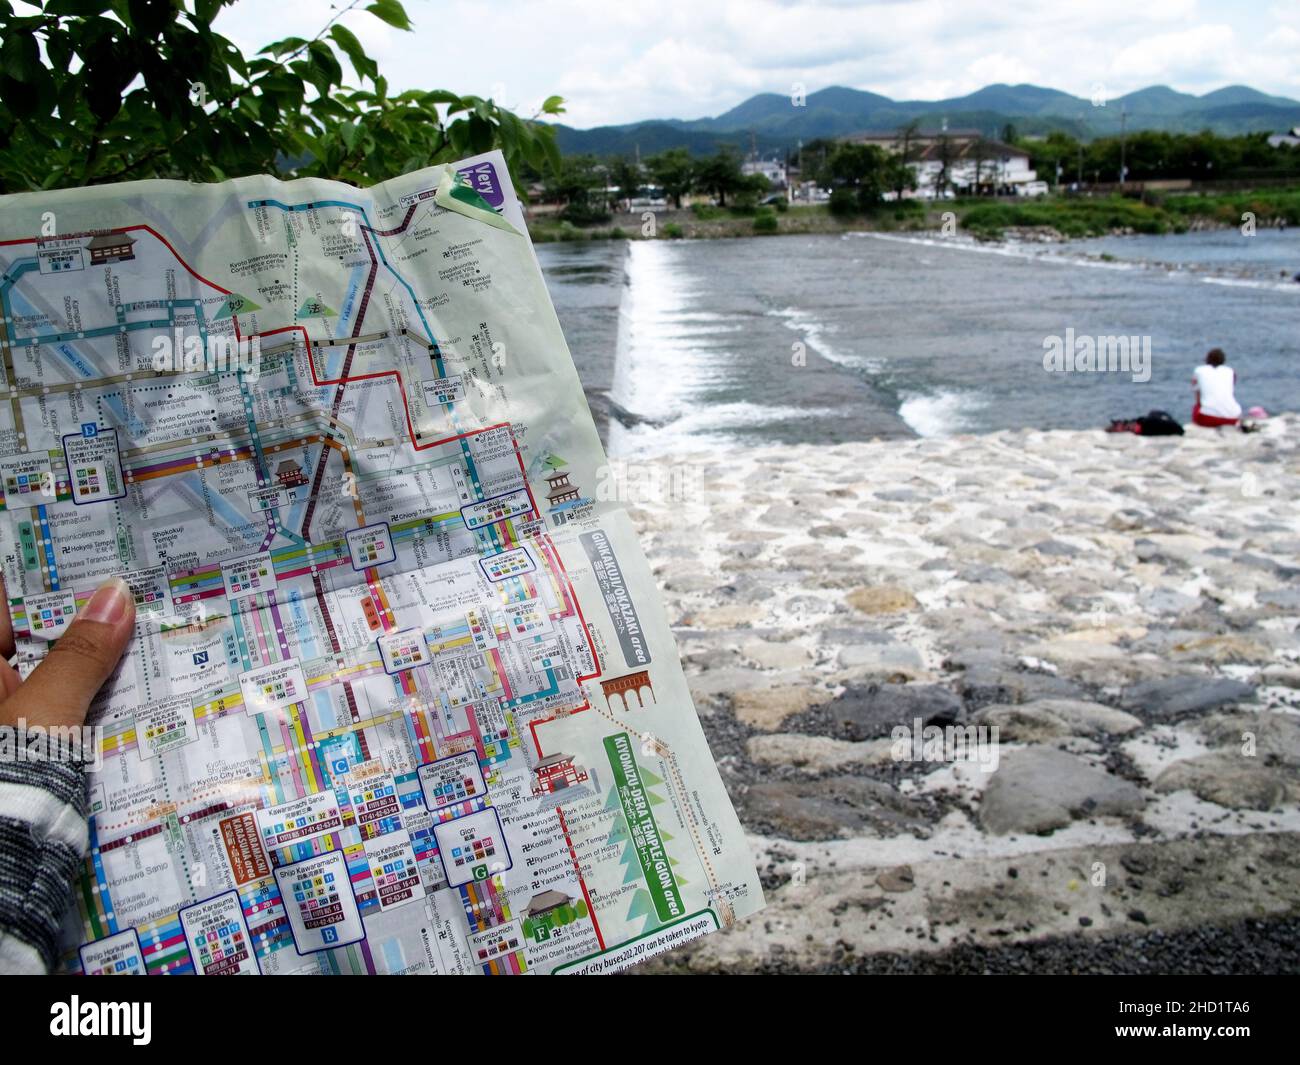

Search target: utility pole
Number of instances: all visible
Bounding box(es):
[1119,103,1128,188]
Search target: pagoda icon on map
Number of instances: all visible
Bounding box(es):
[540,454,587,523]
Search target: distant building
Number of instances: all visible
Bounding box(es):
[85,232,136,264]
[843,129,1037,194]
[742,157,788,188]
[1267,126,1300,148]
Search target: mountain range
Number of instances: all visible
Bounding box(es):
[552,83,1300,157]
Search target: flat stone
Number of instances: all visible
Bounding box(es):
[846,585,919,615]
[876,865,916,892]
[979,746,1144,835]
[1120,676,1255,721]
[688,667,775,713]
[662,575,719,595]
[741,776,929,841]
[732,684,822,731]
[1168,634,1273,664]
[958,665,1086,709]
[758,504,805,527]
[1260,588,1300,609]
[717,574,776,601]
[974,699,1142,742]
[686,604,755,628]
[1031,698,1144,736]
[809,683,964,741]
[1199,712,1300,767]
[739,638,812,671]
[820,626,892,646]
[1021,635,1126,669]
[973,704,1073,742]
[1260,665,1300,690]
[1155,753,1294,811]
[746,733,896,772]
[1139,588,1200,616]
[1236,552,1300,580]
[1031,539,1075,556]
[1107,508,1152,532]
[960,565,1014,584]
[836,640,925,675]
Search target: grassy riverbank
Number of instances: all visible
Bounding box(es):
[960,186,1300,239]
[528,185,1300,244]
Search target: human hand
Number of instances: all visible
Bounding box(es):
[0,576,136,730]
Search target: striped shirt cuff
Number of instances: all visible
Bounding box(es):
[0,736,89,974]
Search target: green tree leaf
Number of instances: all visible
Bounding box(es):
[365,0,411,30]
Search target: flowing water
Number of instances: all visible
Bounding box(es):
[540,227,1300,457]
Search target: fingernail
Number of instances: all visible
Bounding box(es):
[81,577,131,624]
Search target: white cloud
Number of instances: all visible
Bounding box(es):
[212,0,1300,128]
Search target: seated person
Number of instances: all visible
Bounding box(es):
[1191,348,1241,428]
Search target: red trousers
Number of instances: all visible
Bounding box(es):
[1192,403,1238,428]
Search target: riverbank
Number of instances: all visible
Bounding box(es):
[529,185,1300,244]
[624,416,1300,973]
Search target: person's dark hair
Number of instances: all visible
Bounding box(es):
[1206,348,1226,366]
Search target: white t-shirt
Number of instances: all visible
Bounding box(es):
[1193,364,1241,419]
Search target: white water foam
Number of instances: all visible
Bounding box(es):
[611,400,841,459]
[608,241,779,457]
[899,390,989,438]
[849,230,1300,292]
[767,305,886,374]
[609,242,715,425]
[847,230,1137,270]
[1200,275,1300,293]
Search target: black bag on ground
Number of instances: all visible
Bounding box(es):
[1107,409,1184,436]
[1136,410,1184,436]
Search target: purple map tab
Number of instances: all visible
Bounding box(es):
[457,161,505,209]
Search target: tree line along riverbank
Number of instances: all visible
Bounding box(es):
[527,186,1300,244]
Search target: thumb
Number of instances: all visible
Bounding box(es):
[5,577,136,729]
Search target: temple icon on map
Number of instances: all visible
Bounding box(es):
[527,889,575,919]
[275,458,309,488]
[85,231,135,264]
[531,753,589,796]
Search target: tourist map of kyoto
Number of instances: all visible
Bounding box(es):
[0,152,763,974]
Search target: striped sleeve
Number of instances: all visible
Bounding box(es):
[0,735,89,974]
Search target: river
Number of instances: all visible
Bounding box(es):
[539,227,1300,456]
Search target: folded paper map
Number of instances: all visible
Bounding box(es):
[0,152,763,975]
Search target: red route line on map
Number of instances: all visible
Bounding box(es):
[3,223,603,687]
[6,221,611,935]
[300,212,379,540]
[555,805,605,952]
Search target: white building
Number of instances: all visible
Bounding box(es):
[846,130,1037,195]
[742,157,789,188]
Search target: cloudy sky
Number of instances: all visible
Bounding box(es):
[215,0,1300,128]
